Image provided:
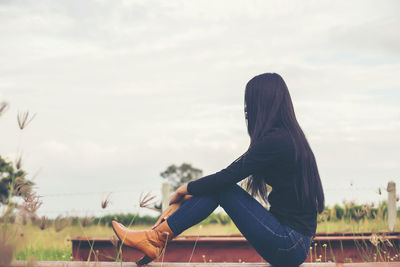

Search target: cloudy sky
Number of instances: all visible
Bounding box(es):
[0,0,399,218]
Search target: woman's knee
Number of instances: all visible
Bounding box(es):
[215,184,243,202]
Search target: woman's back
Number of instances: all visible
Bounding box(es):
[258,128,317,238]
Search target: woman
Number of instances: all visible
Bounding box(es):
[112,72,325,267]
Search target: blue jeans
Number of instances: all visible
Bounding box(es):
[166,184,312,267]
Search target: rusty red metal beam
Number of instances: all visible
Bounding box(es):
[9,260,400,266]
[71,232,400,263]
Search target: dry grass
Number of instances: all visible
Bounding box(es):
[11,220,242,261]
[17,111,36,130]
[0,101,9,116]
[12,222,238,252]
[0,106,40,266]
[316,217,400,233]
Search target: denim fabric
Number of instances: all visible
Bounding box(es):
[167,183,311,266]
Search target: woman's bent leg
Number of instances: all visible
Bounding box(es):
[215,184,291,264]
[166,195,218,236]
[166,184,307,266]
[216,184,310,266]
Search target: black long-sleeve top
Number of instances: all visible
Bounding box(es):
[187,127,317,238]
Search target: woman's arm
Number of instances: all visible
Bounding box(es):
[186,132,291,196]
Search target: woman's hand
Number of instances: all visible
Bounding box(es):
[151,187,193,230]
[169,183,190,205]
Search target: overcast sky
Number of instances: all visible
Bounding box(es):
[1,0,399,218]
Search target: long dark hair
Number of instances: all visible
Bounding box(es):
[243,73,325,214]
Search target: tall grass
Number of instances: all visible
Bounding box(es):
[1,105,41,266]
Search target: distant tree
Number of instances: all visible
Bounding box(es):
[0,156,34,204]
[153,163,203,211]
[160,163,203,191]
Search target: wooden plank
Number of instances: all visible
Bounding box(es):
[9,261,400,267]
[387,181,397,232]
[161,182,171,213]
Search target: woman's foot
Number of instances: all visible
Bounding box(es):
[111,220,176,266]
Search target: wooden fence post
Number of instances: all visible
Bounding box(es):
[161,182,170,213]
[387,181,397,232]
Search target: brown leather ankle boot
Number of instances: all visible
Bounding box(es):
[112,219,176,266]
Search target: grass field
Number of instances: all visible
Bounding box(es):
[11,216,400,261]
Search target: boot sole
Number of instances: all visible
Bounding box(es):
[136,254,155,266]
